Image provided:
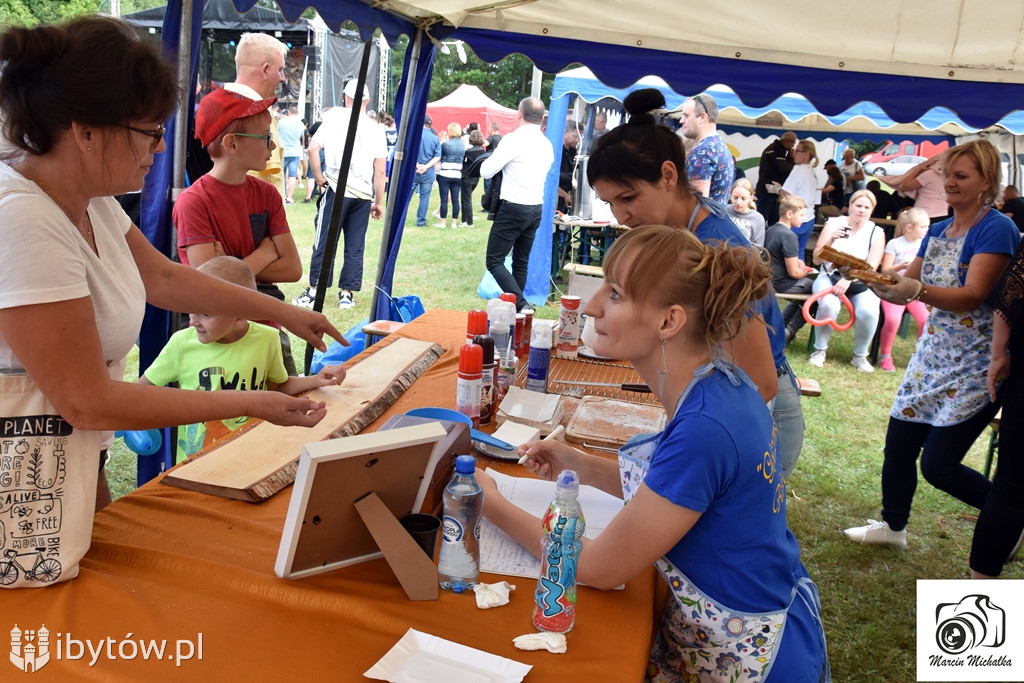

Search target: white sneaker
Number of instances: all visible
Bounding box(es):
[844,519,907,549]
[292,288,315,308]
[850,355,874,373]
[808,350,826,367]
[338,291,354,309]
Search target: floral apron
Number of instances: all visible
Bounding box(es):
[619,362,827,682]
[891,230,994,425]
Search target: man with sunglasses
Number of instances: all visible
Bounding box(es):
[679,93,734,205]
[224,33,288,198]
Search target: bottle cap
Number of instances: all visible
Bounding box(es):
[467,310,488,337]
[473,335,495,364]
[530,321,552,348]
[499,293,518,306]
[455,454,476,474]
[459,343,483,375]
[556,469,580,495]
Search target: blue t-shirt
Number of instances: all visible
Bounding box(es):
[694,202,789,369]
[686,135,735,205]
[919,209,1021,284]
[417,129,442,180]
[277,116,305,158]
[644,368,824,678]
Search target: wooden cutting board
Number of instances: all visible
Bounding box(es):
[565,396,667,450]
[162,337,444,502]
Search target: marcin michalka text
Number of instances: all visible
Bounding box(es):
[928,654,1012,667]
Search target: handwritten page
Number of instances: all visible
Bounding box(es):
[479,468,624,580]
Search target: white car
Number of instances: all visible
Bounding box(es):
[865,155,928,177]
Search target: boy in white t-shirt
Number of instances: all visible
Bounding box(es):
[877,207,930,371]
[139,257,344,462]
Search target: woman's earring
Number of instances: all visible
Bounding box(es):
[656,337,668,396]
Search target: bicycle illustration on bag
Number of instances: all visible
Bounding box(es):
[0,548,62,584]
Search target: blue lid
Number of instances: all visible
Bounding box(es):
[455,454,476,474]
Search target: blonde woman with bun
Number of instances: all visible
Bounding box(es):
[779,139,821,257]
[478,226,829,681]
[436,121,465,228]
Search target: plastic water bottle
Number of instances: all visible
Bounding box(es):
[533,469,585,633]
[438,455,484,593]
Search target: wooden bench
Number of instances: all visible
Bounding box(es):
[563,262,605,278]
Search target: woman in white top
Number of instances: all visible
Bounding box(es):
[779,140,820,259]
[809,189,886,371]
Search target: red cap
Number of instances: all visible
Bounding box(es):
[467,310,489,336]
[195,87,277,147]
[459,343,483,375]
[499,293,518,306]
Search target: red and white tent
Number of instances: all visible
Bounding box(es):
[425,84,519,137]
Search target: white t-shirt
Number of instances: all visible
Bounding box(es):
[480,123,554,206]
[782,164,819,213]
[0,162,146,445]
[315,106,388,199]
[884,235,924,274]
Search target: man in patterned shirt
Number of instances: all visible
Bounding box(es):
[680,93,734,205]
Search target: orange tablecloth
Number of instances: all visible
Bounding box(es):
[3,309,657,681]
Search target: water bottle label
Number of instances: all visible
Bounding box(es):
[441,515,464,543]
[534,514,581,632]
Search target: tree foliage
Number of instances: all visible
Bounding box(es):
[0,0,165,27]
[428,42,553,109]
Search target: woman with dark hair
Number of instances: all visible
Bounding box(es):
[480,227,829,681]
[460,128,486,226]
[588,89,806,480]
[0,16,341,586]
[845,139,1020,548]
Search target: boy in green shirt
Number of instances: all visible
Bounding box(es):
[140,257,344,462]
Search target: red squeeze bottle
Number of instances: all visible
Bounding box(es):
[456,343,483,428]
[467,310,488,344]
[499,293,518,307]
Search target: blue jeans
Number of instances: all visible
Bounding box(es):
[485,201,542,310]
[308,187,371,291]
[412,171,434,226]
[773,364,805,479]
[437,176,461,220]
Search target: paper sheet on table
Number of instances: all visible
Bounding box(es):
[479,468,624,582]
[497,386,561,422]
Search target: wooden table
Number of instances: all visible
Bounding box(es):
[3,309,658,681]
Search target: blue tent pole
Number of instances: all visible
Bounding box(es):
[371,29,437,326]
[136,0,204,485]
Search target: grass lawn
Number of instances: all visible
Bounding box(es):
[105,182,1023,682]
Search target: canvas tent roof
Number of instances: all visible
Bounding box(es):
[554,66,1024,139]
[425,84,520,136]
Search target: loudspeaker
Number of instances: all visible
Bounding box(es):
[302,45,321,71]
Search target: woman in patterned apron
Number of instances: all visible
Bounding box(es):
[844,139,1020,549]
[478,226,829,681]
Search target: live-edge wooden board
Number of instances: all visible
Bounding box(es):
[162,337,444,502]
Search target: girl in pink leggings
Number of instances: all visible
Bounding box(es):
[878,208,931,371]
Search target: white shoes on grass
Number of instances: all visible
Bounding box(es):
[844,519,908,549]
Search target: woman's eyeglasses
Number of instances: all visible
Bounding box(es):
[231,132,274,148]
[122,124,166,149]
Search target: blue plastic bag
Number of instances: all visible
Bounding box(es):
[310,319,367,374]
[477,255,514,300]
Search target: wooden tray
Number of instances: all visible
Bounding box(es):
[564,396,666,450]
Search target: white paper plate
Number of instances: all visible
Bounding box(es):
[576,344,616,361]
[364,629,532,683]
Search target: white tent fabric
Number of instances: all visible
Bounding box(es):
[294,1,1024,84]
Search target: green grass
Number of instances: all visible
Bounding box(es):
[105,183,1023,682]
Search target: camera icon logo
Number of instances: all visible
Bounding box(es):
[935,594,1005,655]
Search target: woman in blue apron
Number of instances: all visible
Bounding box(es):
[478,226,829,681]
[844,139,1020,548]
[582,87,806,480]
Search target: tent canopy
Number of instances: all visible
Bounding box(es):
[554,66,1024,139]
[258,0,1024,131]
[425,84,520,136]
[126,0,305,32]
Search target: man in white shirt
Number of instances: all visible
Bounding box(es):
[480,97,555,311]
[294,80,387,310]
[225,32,288,196]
